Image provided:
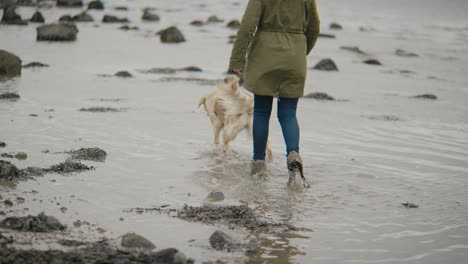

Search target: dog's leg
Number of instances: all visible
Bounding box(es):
[213,121,222,145]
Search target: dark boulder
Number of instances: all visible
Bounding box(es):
[181,66,202,72]
[0,50,22,81]
[0,92,20,101]
[0,160,20,181]
[226,19,240,29]
[36,23,78,41]
[0,212,66,232]
[190,20,204,26]
[30,11,45,23]
[363,59,382,66]
[209,230,241,251]
[153,248,187,264]
[68,147,107,162]
[72,11,93,22]
[87,0,103,10]
[23,61,49,68]
[329,22,343,30]
[411,94,437,100]
[56,0,82,7]
[114,70,132,77]
[313,59,338,71]
[121,233,156,250]
[318,33,335,38]
[142,10,159,21]
[47,159,94,174]
[205,192,224,202]
[58,15,73,22]
[1,6,27,25]
[207,15,223,23]
[0,142,6,148]
[119,25,139,31]
[158,26,185,43]
[102,14,129,23]
[304,92,335,101]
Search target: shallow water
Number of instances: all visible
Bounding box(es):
[1,0,468,263]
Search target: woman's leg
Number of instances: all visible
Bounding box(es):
[277,97,300,155]
[253,95,273,161]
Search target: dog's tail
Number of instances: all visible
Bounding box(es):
[266,140,273,160]
[197,96,206,109]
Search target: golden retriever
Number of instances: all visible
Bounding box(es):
[198,75,273,160]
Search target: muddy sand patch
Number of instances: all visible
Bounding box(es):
[126,205,300,233]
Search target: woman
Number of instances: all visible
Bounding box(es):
[228,0,320,177]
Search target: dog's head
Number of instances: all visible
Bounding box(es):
[224,75,240,93]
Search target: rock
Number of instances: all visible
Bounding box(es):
[22,166,46,176]
[363,59,382,66]
[411,94,437,100]
[402,202,419,208]
[1,6,27,25]
[23,61,49,68]
[114,70,132,77]
[206,192,224,202]
[190,20,204,26]
[58,15,73,22]
[0,92,20,101]
[47,159,94,174]
[102,14,129,23]
[68,147,107,162]
[0,212,66,232]
[0,142,6,148]
[207,15,223,23]
[313,59,338,71]
[181,66,202,72]
[340,46,366,55]
[79,107,125,112]
[119,25,139,31]
[114,6,128,11]
[142,10,159,21]
[56,0,82,7]
[57,239,87,247]
[121,233,156,250]
[304,92,335,101]
[209,230,240,251]
[4,199,13,207]
[139,67,177,74]
[226,19,240,29]
[329,22,343,30]
[0,50,22,81]
[16,152,27,160]
[0,160,20,181]
[153,248,187,264]
[87,0,103,10]
[36,23,78,41]
[158,26,186,43]
[30,11,45,23]
[395,49,419,57]
[72,11,93,22]
[318,33,335,38]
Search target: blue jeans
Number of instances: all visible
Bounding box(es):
[253,95,300,161]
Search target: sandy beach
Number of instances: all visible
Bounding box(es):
[1,0,468,263]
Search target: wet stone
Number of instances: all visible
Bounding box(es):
[1,6,28,25]
[207,15,223,23]
[0,212,66,232]
[30,11,45,23]
[226,19,240,29]
[57,239,87,247]
[190,20,204,26]
[304,92,335,101]
[88,0,104,10]
[23,62,49,68]
[47,159,94,174]
[153,248,187,264]
[313,59,338,71]
[3,199,13,207]
[36,23,79,42]
[102,14,129,23]
[142,10,160,21]
[72,11,94,22]
[209,230,241,251]
[121,233,156,250]
[68,147,107,162]
[114,70,133,78]
[318,33,336,38]
[22,166,46,176]
[0,50,22,81]
[206,192,224,202]
[402,202,419,208]
[411,94,437,100]
[0,160,20,181]
[79,107,126,112]
[0,142,5,148]
[329,22,343,30]
[158,26,186,43]
[340,46,366,55]
[363,59,382,66]
[181,66,202,72]
[119,25,139,31]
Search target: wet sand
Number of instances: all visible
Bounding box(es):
[1,0,468,263]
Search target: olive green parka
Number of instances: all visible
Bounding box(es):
[229,0,320,98]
